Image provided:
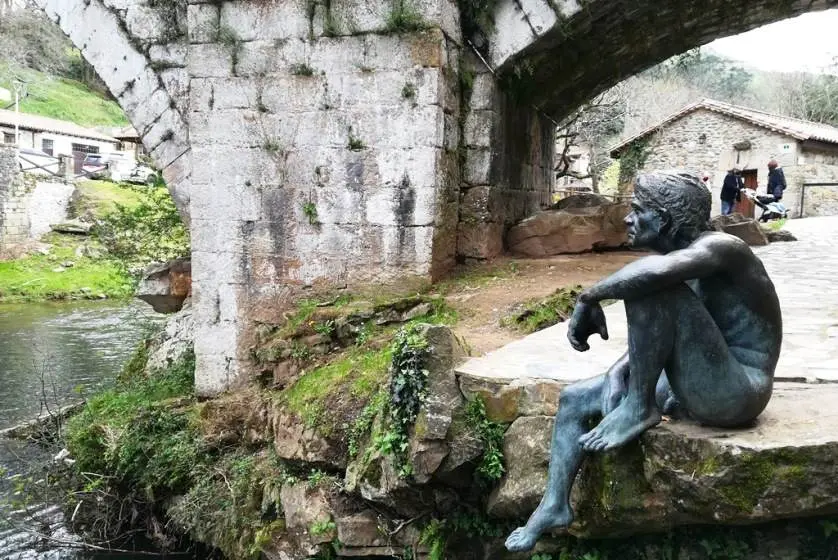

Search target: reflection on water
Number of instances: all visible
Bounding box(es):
[0,300,165,559]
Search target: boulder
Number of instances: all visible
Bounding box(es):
[551,193,612,210]
[50,219,92,234]
[272,408,347,469]
[136,257,192,313]
[507,201,629,257]
[710,214,768,246]
[487,416,553,518]
[487,384,838,537]
[764,229,798,243]
[145,305,194,372]
[278,482,334,556]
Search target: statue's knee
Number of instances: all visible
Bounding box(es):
[558,385,587,412]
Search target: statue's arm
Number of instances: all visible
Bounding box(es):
[580,238,733,304]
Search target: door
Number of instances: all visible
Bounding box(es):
[734,169,757,218]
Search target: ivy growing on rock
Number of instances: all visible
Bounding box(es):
[371,324,430,475]
[465,397,506,482]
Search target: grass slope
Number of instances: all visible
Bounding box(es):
[72,180,145,218]
[0,63,127,127]
[0,181,145,303]
[0,233,134,302]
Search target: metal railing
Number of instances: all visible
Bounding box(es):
[798,182,838,218]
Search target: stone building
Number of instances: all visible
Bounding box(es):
[610,99,838,217]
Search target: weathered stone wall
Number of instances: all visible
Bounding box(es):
[26,178,75,238]
[1,144,78,245]
[792,144,838,217]
[185,1,462,394]
[633,109,802,216]
[457,56,554,260]
[0,144,30,248]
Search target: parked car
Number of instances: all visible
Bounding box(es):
[18,148,60,176]
[125,163,159,186]
[82,152,135,182]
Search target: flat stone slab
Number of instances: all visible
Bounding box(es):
[489,382,838,536]
[458,217,838,386]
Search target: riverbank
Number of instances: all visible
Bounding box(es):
[0,179,188,303]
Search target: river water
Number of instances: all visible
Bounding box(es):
[0,301,166,559]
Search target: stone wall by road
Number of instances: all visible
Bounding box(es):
[0,144,30,248]
[790,144,838,217]
[1,143,76,247]
[27,179,75,238]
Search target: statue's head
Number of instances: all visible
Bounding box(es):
[626,171,711,252]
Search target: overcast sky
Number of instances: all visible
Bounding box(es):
[706,10,838,74]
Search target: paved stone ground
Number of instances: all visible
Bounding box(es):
[457,216,838,385]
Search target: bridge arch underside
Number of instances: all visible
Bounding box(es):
[457,0,837,259]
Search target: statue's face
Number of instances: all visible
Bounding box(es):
[624,196,665,249]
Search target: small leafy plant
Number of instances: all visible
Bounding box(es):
[302,201,318,225]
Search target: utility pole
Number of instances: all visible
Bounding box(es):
[12,80,26,148]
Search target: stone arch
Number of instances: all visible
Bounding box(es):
[32,0,191,222]
[456,0,837,260]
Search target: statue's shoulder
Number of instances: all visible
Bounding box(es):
[692,230,752,255]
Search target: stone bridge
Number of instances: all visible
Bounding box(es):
[30,0,837,394]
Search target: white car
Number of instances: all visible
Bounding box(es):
[82,152,136,182]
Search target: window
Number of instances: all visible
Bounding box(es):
[41,138,54,156]
[3,132,14,144]
[71,143,99,155]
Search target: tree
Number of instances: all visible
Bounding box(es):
[555,85,627,192]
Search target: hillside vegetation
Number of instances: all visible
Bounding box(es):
[0,9,127,127]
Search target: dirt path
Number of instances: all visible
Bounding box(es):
[437,251,642,356]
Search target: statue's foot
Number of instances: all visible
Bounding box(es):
[504,503,573,552]
[579,403,661,452]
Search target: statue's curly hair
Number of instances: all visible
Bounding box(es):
[634,171,711,243]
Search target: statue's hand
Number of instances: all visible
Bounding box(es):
[567,299,609,352]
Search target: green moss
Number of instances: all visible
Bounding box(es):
[501,285,582,333]
[280,345,392,432]
[714,449,812,512]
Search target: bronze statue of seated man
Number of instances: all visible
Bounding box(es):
[506,171,782,552]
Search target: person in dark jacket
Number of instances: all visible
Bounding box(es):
[720,168,744,215]
[767,160,787,201]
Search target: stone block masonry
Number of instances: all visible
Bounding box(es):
[0,144,31,248]
[186,2,464,394]
[0,144,78,248]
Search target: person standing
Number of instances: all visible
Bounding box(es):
[767,159,787,201]
[720,168,744,215]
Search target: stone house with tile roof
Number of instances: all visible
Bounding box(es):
[610,99,838,218]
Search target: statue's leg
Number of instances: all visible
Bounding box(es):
[505,372,611,552]
[580,283,768,452]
